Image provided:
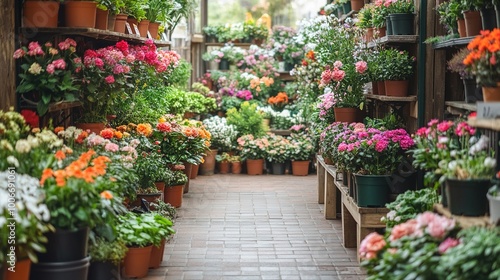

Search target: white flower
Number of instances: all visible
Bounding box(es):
[469,135,490,155]
[15,139,31,153]
[448,160,458,171]
[438,137,449,144]
[28,62,43,75]
[484,157,497,169]
[7,156,19,167]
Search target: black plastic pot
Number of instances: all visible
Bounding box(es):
[390,13,414,35]
[386,17,393,35]
[445,179,491,216]
[272,162,286,175]
[30,257,90,280]
[37,227,89,262]
[463,78,482,103]
[88,261,121,280]
[480,7,497,31]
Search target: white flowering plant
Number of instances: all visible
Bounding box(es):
[0,172,52,263]
[202,116,238,152]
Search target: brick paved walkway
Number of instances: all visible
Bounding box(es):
[144,174,364,280]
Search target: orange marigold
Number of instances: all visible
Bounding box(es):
[54,126,65,134]
[100,190,114,200]
[136,123,153,137]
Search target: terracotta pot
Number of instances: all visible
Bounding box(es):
[148,22,160,39]
[23,1,60,28]
[190,164,199,179]
[218,161,230,174]
[231,162,242,174]
[149,239,166,269]
[482,84,500,101]
[376,26,386,38]
[246,159,264,175]
[164,184,184,208]
[134,193,162,209]
[155,181,165,202]
[291,160,310,176]
[4,258,30,280]
[351,0,365,11]
[64,1,97,28]
[114,13,127,33]
[123,246,152,278]
[75,122,106,135]
[324,157,334,165]
[385,80,409,97]
[138,19,150,38]
[95,8,108,30]
[200,149,218,175]
[107,13,116,31]
[377,80,386,95]
[365,27,374,42]
[457,18,466,37]
[463,10,482,37]
[371,81,379,95]
[183,162,192,194]
[334,107,361,123]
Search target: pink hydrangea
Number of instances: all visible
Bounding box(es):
[355,61,368,74]
[389,219,418,241]
[438,238,460,254]
[52,59,66,70]
[359,232,386,260]
[27,41,44,56]
[104,75,115,84]
[332,68,346,82]
[375,140,389,152]
[105,142,119,152]
[46,64,55,75]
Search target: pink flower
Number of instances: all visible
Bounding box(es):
[355,61,368,74]
[104,75,115,84]
[375,140,388,152]
[416,127,428,137]
[58,41,70,50]
[52,59,66,70]
[359,232,386,260]
[27,42,44,56]
[333,60,343,68]
[156,122,172,132]
[105,143,119,152]
[437,121,453,132]
[389,219,417,241]
[49,48,59,55]
[13,48,26,59]
[332,68,346,82]
[427,119,439,127]
[113,64,125,74]
[46,64,55,74]
[438,238,460,254]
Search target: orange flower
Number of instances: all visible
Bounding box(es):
[100,190,113,200]
[75,131,88,144]
[136,123,153,137]
[100,128,114,139]
[54,170,66,187]
[114,131,123,139]
[268,92,289,105]
[40,168,54,185]
[54,126,65,134]
[116,125,128,132]
[55,150,66,161]
[306,50,315,61]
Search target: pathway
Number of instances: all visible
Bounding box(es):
[144,174,364,280]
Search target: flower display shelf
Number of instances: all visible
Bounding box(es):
[432,36,475,50]
[19,27,171,47]
[365,94,417,103]
[467,118,500,132]
[434,204,491,229]
[366,35,419,48]
[270,129,291,136]
[205,42,252,48]
[277,71,295,82]
[445,101,477,115]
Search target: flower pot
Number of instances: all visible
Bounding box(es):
[107,13,116,31]
[441,183,448,207]
[219,58,230,70]
[463,10,482,37]
[113,13,127,33]
[284,62,294,71]
[355,174,390,207]
[445,179,490,216]
[88,261,121,280]
[487,190,500,225]
[149,239,166,269]
[384,80,409,97]
[205,35,217,43]
[123,246,152,279]
[272,162,286,175]
[200,149,218,175]
[457,18,466,37]
[365,27,374,42]
[37,227,89,263]
[334,107,361,123]
[377,80,386,95]
[462,78,482,103]
[246,159,264,175]
[388,171,416,194]
[95,8,108,30]
[482,84,500,101]
[30,257,90,280]
[291,160,309,176]
[75,122,106,135]
[389,13,414,35]
[386,17,393,35]
[148,22,160,39]
[135,193,162,209]
[218,161,230,174]
[342,1,352,14]
[64,1,97,28]
[5,258,30,280]
[23,1,60,28]
[183,162,193,193]
[350,0,364,11]
[155,181,165,199]
[190,164,199,179]
[480,7,497,31]
[164,184,184,208]
[231,162,242,174]
[138,19,150,38]
[376,26,386,38]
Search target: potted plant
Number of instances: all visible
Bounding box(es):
[203,25,220,43]
[13,38,81,116]
[237,134,269,175]
[265,134,291,175]
[145,0,174,39]
[229,155,242,174]
[22,0,61,28]
[436,0,462,36]
[226,101,265,138]
[372,1,390,36]
[202,116,239,153]
[63,0,99,28]
[0,172,52,280]
[386,0,415,35]
[357,4,375,42]
[488,172,500,225]
[461,0,484,36]
[164,168,188,208]
[447,48,481,103]
[134,151,169,207]
[88,237,128,280]
[216,152,231,174]
[117,212,174,278]
[379,48,415,97]
[287,132,316,176]
[147,212,174,269]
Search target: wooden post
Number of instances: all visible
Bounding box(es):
[341,203,357,248]
[324,171,336,219]
[317,157,325,204]
[0,0,16,110]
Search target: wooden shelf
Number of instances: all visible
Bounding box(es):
[19,27,171,47]
[434,204,491,229]
[270,129,291,136]
[365,94,417,102]
[468,117,500,131]
[277,71,295,81]
[367,35,419,48]
[205,42,253,47]
[433,36,475,49]
[445,101,476,115]
[48,100,82,113]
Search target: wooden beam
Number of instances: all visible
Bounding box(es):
[0,0,16,110]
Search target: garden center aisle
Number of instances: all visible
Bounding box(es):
[145,174,364,280]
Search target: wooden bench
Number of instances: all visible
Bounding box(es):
[316,155,389,261]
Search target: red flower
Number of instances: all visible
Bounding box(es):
[100,128,114,139]
[20,109,39,128]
